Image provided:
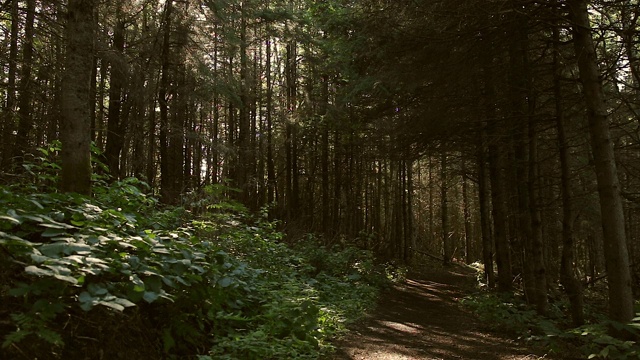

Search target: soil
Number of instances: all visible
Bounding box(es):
[331,263,552,360]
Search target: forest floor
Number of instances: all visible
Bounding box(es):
[330,263,553,360]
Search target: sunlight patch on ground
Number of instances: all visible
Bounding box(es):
[378,320,423,333]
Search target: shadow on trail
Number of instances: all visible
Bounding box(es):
[332,266,545,360]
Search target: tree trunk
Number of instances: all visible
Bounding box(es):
[60,0,96,195]
[1,0,19,169]
[528,116,548,315]
[568,0,634,324]
[237,6,251,204]
[105,17,126,178]
[441,152,451,264]
[265,36,275,204]
[462,159,473,264]
[554,23,584,326]
[478,125,495,288]
[15,0,36,162]
[159,0,176,204]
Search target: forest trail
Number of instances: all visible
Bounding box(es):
[331,265,549,360]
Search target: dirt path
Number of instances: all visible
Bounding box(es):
[331,265,550,360]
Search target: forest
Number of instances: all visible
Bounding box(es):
[1,0,640,359]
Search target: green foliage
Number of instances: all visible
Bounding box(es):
[462,292,640,359]
[17,140,110,191]
[0,179,389,359]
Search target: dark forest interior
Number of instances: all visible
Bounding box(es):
[1,0,639,359]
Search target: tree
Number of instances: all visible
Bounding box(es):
[568,0,635,325]
[60,0,97,195]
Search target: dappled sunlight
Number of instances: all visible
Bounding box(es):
[333,267,548,360]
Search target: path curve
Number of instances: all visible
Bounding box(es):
[331,265,550,360]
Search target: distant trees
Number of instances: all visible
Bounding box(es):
[342,0,638,325]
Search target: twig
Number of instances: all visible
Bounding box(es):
[11,343,30,360]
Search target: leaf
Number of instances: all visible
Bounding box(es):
[53,274,78,285]
[28,199,44,209]
[112,297,135,308]
[40,222,75,230]
[44,264,72,274]
[37,328,64,346]
[25,265,54,277]
[144,276,163,292]
[98,300,125,311]
[218,277,234,288]
[64,255,85,264]
[79,301,94,311]
[78,291,94,303]
[39,242,67,257]
[0,214,21,225]
[0,232,33,246]
[152,246,170,254]
[162,329,176,353]
[42,227,68,238]
[30,254,49,263]
[87,283,108,295]
[65,243,92,254]
[84,256,107,265]
[9,284,31,297]
[143,291,159,303]
[21,215,44,222]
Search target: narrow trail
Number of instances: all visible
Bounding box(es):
[331,265,550,360]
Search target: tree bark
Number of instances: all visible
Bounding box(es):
[60,0,96,195]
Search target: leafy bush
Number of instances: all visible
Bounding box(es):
[462,291,640,359]
[0,176,388,359]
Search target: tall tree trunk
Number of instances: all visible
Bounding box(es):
[405,159,414,262]
[2,0,19,169]
[482,31,512,290]
[555,22,584,326]
[462,159,473,264]
[15,0,36,161]
[528,117,548,315]
[159,0,175,204]
[489,127,513,292]
[478,125,495,288]
[284,41,299,219]
[441,152,451,264]
[321,74,330,235]
[265,36,275,204]
[96,58,107,149]
[105,17,126,178]
[60,0,96,195]
[237,5,251,204]
[568,0,634,324]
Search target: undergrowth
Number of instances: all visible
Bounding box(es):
[0,144,397,359]
[462,269,640,360]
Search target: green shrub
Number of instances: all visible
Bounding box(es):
[462,291,640,359]
[1,176,388,359]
